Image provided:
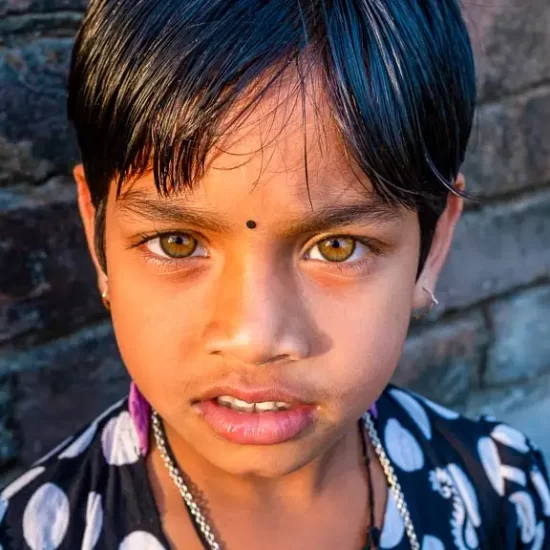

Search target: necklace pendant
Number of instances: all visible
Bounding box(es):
[369,526,381,546]
[363,523,380,550]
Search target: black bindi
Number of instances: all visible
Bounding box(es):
[246,220,257,229]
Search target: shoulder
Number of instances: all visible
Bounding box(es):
[377,385,550,546]
[0,398,142,548]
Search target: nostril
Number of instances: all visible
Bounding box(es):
[259,354,290,366]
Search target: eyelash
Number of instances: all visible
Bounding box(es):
[132,231,381,274]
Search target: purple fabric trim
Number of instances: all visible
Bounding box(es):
[129,382,151,456]
[368,402,378,418]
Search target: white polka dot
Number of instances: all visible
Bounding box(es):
[33,436,74,465]
[1,467,45,500]
[0,497,7,525]
[23,483,70,550]
[447,464,481,527]
[491,424,529,453]
[501,465,526,486]
[510,491,537,544]
[532,521,546,550]
[531,469,550,517]
[119,530,166,549]
[95,399,127,424]
[59,423,98,459]
[421,535,444,550]
[101,411,140,466]
[419,396,460,420]
[82,492,103,550]
[389,388,432,440]
[384,418,424,472]
[478,437,504,496]
[464,518,479,548]
[380,490,405,548]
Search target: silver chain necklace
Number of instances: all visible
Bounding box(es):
[151,410,419,550]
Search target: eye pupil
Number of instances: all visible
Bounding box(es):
[318,237,355,262]
[159,234,197,258]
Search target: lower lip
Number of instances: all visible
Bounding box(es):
[195,400,316,445]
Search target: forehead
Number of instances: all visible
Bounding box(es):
[209,75,355,195]
[117,73,396,217]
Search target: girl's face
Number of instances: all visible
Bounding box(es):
[76,86,462,478]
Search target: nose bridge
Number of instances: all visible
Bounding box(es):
[205,251,310,364]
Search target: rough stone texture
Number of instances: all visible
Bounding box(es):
[484,285,550,386]
[0,38,79,186]
[0,12,83,40]
[5,322,128,464]
[464,0,550,101]
[463,86,550,197]
[392,312,489,408]
[438,189,550,311]
[0,375,18,467]
[0,0,86,18]
[0,178,105,345]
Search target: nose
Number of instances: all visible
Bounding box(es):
[202,257,313,366]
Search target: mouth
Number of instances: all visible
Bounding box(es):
[193,386,317,445]
[215,395,292,413]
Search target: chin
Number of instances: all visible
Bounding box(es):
[202,441,321,479]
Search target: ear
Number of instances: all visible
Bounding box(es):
[73,164,108,293]
[412,173,465,311]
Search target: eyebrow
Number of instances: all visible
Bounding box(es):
[281,202,402,237]
[116,190,402,236]
[117,191,233,233]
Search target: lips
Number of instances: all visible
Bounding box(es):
[193,384,317,445]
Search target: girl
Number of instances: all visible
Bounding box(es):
[1,0,549,548]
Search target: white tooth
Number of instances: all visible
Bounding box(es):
[276,401,291,410]
[217,396,233,407]
[255,401,279,412]
[232,398,255,412]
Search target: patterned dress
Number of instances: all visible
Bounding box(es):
[1,384,549,549]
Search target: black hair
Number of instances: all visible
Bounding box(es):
[67,0,476,274]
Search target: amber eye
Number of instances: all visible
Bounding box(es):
[158,234,198,258]
[316,237,356,262]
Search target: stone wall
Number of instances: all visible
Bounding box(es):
[1,0,549,480]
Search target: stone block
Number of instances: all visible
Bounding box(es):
[394,312,489,408]
[0,375,18,467]
[0,178,105,344]
[484,285,550,386]
[0,12,83,38]
[0,38,79,186]
[3,322,129,465]
[464,0,550,101]
[438,189,550,311]
[0,0,86,18]
[463,86,550,197]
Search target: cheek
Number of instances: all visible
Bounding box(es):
[107,254,211,403]
[310,262,416,414]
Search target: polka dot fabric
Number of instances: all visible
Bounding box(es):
[0,385,549,549]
